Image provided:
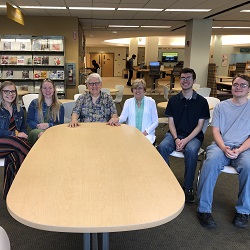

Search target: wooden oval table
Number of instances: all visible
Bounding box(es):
[7,123,184,250]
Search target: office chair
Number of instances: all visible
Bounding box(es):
[113,85,124,110]
[78,85,86,94]
[62,101,75,123]
[0,158,5,167]
[196,87,211,97]
[204,97,220,125]
[22,93,39,110]
[169,119,210,173]
[158,85,169,131]
[0,226,10,250]
[74,93,82,101]
[148,62,161,94]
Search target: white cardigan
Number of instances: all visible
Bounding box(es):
[119,96,158,143]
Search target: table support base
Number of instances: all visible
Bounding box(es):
[83,233,109,250]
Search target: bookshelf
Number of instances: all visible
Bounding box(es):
[0,35,65,98]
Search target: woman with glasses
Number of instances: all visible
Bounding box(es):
[26,78,64,145]
[108,79,158,144]
[0,81,31,199]
[69,73,118,127]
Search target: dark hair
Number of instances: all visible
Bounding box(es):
[232,73,250,85]
[92,60,96,64]
[181,68,196,80]
[132,54,136,59]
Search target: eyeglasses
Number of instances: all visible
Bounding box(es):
[88,82,101,86]
[232,83,249,88]
[180,76,193,81]
[43,78,53,83]
[2,90,17,95]
[133,87,144,91]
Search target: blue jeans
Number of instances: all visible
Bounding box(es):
[197,143,250,214]
[157,132,201,189]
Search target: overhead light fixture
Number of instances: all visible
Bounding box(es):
[20,6,67,9]
[240,10,250,12]
[141,26,171,28]
[165,9,211,12]
[109,25,139,28]
[213,26,250,29]
[69,7,115,10]
[117,8,163,11]
[0,5,6,8]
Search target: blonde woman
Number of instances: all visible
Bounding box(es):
[27,78,64,145]
[0,81,31,199]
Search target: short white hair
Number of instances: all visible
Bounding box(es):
[86,73,102,84]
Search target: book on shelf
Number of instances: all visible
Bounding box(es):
[34,70,41,79]
[56,83,65,94]
[22,70,30,79]
[41,71,48,79]
[42,56,49,65]
[2,41,12,50]
[49,56,64,66]
[9,56,17,65]
[48,70,57,79]
[32,39,41,51]
[1,56,9,65]
[50,39,63,51]
[57,70,64,80]
[33,56,42,65]
[18,40,31,51]
[5,70,14,79]
[40,39,50,51]
[16,56,32,65]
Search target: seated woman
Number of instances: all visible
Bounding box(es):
[69,73,118,127]
[0,81,31,199]
[26,78,64,145]
[108,79,158,144]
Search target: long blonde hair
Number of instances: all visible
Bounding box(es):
[0,81,20,111]
[38,79,60,122]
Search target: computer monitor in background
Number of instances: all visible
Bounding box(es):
[149,61,161,67]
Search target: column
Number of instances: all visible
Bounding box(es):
[184,19,213,87]
[210,35,223,76]
[144,37,159,65]
[129,38,138,65]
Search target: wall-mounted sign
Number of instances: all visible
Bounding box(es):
[6,3,24,26]
[240,48,250,53]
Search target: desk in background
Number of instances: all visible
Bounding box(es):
[7,123,184,250]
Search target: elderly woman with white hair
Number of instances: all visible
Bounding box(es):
[69,73,118,127]
[108,79,158,144]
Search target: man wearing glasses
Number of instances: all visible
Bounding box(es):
[69,73,118,127]
[157,68,210,203]
[197,74,250,229]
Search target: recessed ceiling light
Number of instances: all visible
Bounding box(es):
[112,31,118,33]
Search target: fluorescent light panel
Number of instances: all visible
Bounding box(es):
[117,8,163,11]
[165,9,211,12]
[109,25,139,28]
[240,10,250,12]
[213,26,250,29]
[141,26,171,28]
[20,6,66,9]
[69,7,115,10]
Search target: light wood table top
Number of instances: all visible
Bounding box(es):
[7,123,184,236]
[59,99,75,104]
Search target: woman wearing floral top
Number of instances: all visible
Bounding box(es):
[69,73,118,127]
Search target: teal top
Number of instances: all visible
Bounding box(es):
[135,97,144,131]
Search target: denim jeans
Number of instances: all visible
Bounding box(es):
[197,143,250,214]
[157,132,201,189]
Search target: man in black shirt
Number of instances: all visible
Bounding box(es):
[91,60,100,73]
[126,54,136,86]
[157,68,210,203]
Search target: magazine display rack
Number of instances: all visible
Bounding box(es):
[0,35,65,98]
